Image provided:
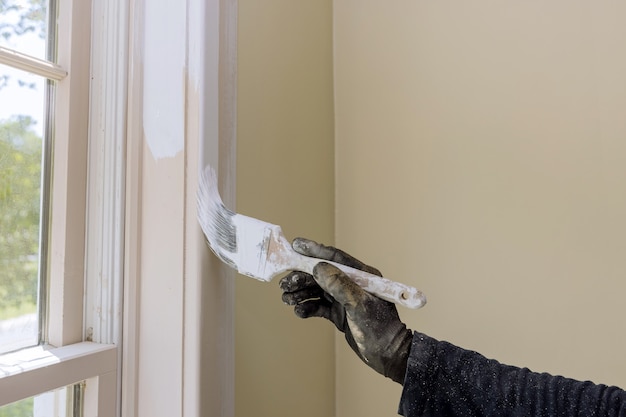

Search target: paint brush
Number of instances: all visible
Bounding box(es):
[196,165,426,309]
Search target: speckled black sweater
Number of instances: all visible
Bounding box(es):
[399,332,626,417]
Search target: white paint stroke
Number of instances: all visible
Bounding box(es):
[187,0,205,92]
[142,0,186,160]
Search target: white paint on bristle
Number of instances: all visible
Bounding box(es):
[232,214,277,281]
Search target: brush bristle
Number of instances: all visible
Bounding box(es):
[197,165,238,266]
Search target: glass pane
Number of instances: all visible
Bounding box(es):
[0,0,49,60]
[0,382,81,417]
[0,396,33,417]
[0,63,45,354]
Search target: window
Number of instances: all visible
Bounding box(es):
[0,0,120,415]
[0,381,82,416]
[0,64,45,355]
[1,0,237,414]
[0,0,54,357]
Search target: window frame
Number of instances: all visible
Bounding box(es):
[0,0,122,414]
[120,0,236,415]
[1,0,237,415]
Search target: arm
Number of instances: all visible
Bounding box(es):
[400,332,626,417]
[280,238,626,417]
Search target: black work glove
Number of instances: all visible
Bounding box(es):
[279,237,413,384]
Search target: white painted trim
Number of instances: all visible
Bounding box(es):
[85,371,118,417]
[84,0,128,347]
[218,0,238,190]
[120,0,144,414]
[183,2,205,415]
[47,0,93,347]
[0,46,67,80]
[0,343,117,406]
[0,1,122,415]
[84,0,130,415]
[183,0,236,414]
[120,0,237,415]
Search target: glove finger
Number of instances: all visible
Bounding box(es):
[293,300,332,320]
[279,272,318,292]
[282,286,325,306]
[312,262,369,310]
[292,237,382,276]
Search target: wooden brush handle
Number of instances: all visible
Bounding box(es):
[278,233,427,309]
[328,262,427,309]
[294,252,427,309]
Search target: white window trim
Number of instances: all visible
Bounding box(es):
[46,0,92,349]
[121,0,237,415]
[0,46,67,80]
[0,0,124,414]
[83,0,130,414]
[0,343,116,407]
[1,0,237,414]
[84,0,128,348]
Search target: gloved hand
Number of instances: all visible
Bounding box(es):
[279,237,414,384]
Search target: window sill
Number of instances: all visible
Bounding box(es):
[0,342,117,406]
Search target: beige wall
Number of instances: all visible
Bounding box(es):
[237,1,626,416]
[236,1,335,416]
[334,1,626,416]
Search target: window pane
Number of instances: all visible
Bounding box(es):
[0,382,82,417]
[0,63,45,354]
[0,0,49,60]
[0,396,33,417]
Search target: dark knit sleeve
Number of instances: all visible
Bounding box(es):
[398,332,626,417]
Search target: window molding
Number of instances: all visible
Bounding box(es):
[83,0,130,414]
[47,0,93,348]
[84,0,128,347]
[1,0,125,414]
[0,343,116,407]
[1,0,237,414]
[121,0,237,415]
[0,46,67,80]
